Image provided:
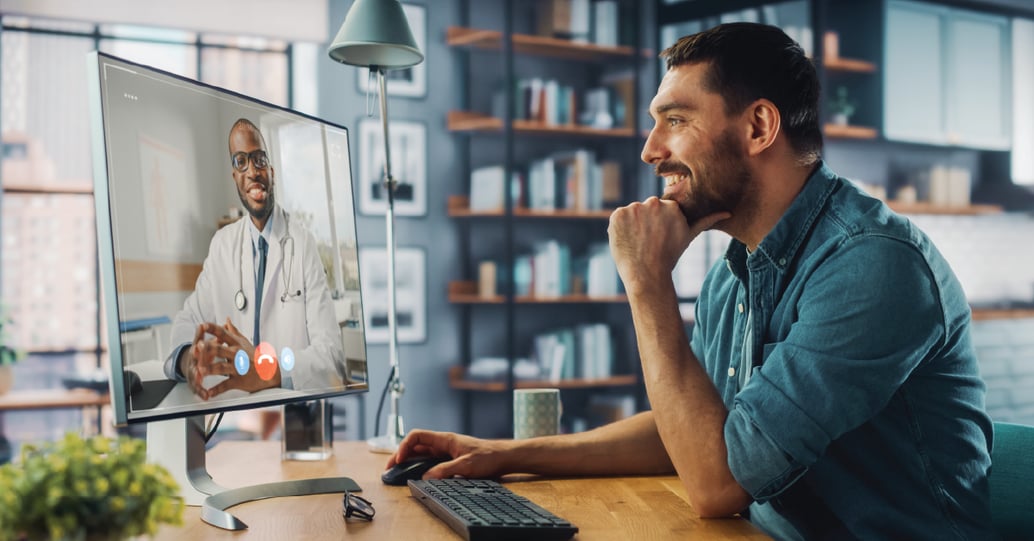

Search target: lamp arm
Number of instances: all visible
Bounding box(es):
[377,67,404,445]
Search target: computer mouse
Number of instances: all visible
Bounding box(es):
[381,455,451,486]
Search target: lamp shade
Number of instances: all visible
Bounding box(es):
[327,0,424,69]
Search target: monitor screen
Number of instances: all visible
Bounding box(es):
[88,52,368,426]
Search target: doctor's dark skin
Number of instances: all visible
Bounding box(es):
[230,120,276,231]
[175,119,281,399]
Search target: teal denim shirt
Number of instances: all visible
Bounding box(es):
[691,163,995,540]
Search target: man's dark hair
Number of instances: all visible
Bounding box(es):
[661,22,822,164]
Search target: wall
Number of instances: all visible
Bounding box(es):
[319,0,465,437]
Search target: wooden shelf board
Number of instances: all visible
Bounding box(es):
[447,26,636,61]
[448,111,635,138]
[448,366,638,391]
[447,281,626,304]
[447,197,614,219]
[823,123,878,139]
[972,308,1034,321]
[887,202,1002,215]
[824,57,877,73]
[0,389,110,411]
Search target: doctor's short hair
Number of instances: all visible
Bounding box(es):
[661,22,823,165]
[228,117,268,154]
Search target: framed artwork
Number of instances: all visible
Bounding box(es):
[358,118,426,216]
[355,3,427,98]
[358,246,426,344]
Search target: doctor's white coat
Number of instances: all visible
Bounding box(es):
[163,205,346,392]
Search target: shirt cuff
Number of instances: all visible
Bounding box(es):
[165,343,190,382]
[725,405,808,501]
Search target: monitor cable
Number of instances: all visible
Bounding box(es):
[204,412,224,444]
[372,371,392,437]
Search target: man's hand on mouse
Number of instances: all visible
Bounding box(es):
[387,429,512,481]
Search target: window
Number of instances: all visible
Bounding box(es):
[0,15,302,451]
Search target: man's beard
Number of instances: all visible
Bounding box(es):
[659,129,750,226]
[238,186,274,223]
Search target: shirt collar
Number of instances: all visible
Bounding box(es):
[247,206,276,251]
[725,161,839,277]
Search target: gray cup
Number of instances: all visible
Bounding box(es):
[513,388,561,439]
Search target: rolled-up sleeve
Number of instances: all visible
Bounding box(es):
[717,236,946,501]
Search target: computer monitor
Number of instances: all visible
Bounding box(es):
[87,51,369,529]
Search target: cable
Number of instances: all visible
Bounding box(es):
[204,412,224,444]
[372,370,391,437]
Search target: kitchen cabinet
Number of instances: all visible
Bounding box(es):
[885,0,1011,149]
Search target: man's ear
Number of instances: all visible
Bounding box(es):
[744,99,780,157]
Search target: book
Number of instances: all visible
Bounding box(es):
[469,165,505,211]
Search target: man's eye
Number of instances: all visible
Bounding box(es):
[667,118,682,127]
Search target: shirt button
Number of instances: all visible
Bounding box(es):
[778,257,787,266]
[728,367,736,378]
[737,303,744,313]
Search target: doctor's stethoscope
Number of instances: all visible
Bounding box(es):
[233,210,302,311]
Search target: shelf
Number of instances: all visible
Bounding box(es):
[448,111,637,138]
[447,26,636,61]
[972,308,1034,321]
[0,389,110,411]
[824,56,877,73]
[887,202,1002,215]
[449,365,638,392]
[448,281,627,305]
[448,195,614,219]
[823,123,878,139]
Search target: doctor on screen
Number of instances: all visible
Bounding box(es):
[163,118,346,400]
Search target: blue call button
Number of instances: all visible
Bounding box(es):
[280,347,295,372]
[234,350,250,376]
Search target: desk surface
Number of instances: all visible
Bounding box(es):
[154,440,770,540]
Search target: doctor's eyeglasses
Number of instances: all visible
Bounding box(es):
[231,149,269,172]
[342,491,375,521]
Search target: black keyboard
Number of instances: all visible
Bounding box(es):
[408,478,579,541]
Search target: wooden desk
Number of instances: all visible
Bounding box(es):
[155,441,770,540]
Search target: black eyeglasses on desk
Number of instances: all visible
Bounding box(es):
[343,491,375,521]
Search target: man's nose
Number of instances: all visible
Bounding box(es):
[641,127,669,165]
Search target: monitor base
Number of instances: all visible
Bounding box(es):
[146,415,361,531]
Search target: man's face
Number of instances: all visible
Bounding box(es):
[642,62,751,226]
[229,125,275,223]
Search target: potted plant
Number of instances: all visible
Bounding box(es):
[0,433,184,540]
[828,86,857,126]
[0,306,21,395]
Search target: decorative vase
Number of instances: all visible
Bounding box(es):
[831,112,849,126]
[0,364,13,395]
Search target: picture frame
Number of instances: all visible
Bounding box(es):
[355,3,427,98]
[358,118,427,217]
[358,246,426,344]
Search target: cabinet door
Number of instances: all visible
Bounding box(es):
[946,10,1011,150]
[884,0,948,145]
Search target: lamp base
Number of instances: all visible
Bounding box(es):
[366,434,401,454]
[366,413,404,454]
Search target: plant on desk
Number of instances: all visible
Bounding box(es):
[0,433,183,541]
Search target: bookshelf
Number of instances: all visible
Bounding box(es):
[447,0,648,437]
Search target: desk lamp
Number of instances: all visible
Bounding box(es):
[328,0,424,454]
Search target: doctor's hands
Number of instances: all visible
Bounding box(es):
[607,197,729,297]
[179,319,280,400]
